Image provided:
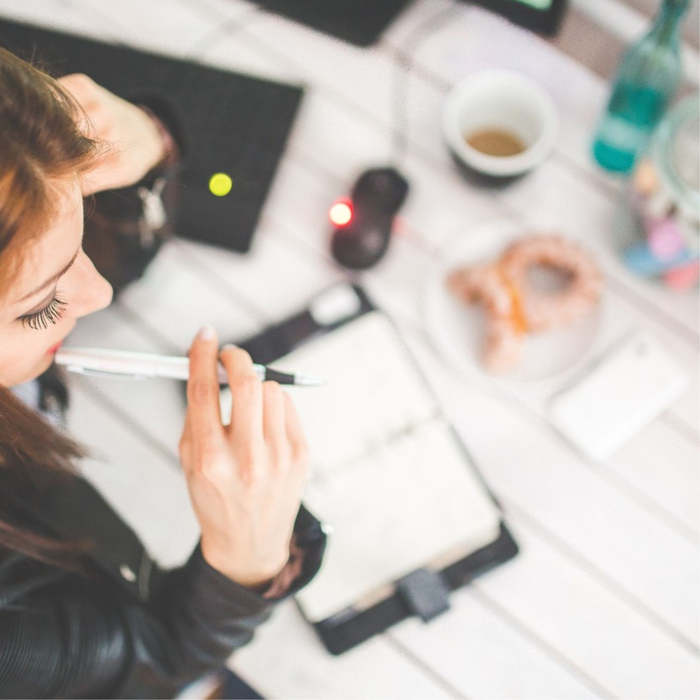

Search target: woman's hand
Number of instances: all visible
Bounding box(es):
[178,326,310,587]
[57,73,166,196]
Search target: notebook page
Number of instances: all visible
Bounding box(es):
[274,312,500,623]
[280,312,440,477]
[295,418,501,622]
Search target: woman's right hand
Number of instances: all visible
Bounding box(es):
[178,325,310,587]
[58,73,167,195]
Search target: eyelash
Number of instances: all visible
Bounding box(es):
[20,294,68,331]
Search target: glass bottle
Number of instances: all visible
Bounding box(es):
[623,93,700,289]
[592,0,690,174]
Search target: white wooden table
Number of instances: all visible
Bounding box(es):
[2,1,698,697]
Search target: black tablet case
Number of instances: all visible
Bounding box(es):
[0,18,303,253]
[234,284,519,654]
[474,0,568,35]
[254,0,412,47]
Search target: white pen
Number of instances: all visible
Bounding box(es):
[55,347,323,387]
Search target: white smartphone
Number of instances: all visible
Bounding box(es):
[548,332,688,461]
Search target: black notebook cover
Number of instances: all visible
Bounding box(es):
[0,18,303,252]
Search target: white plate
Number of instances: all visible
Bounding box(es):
[424,220,602,382]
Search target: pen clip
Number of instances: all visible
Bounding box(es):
[66,365,149,381]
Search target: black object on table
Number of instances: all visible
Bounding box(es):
[231,284,520,655]
[255,0,412,47]
[0,18,303,253]
[330,167,410,270]
[472,0,568,35]
[255,0,567,47]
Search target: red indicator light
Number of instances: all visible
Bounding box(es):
[329,199,353,227]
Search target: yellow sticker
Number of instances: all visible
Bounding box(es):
[209,172,233,197]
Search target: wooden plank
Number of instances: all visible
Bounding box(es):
[547,6,628,81]
[171,0,261,30]
[394,514,700,699]
[0,0,121,40]
[611,420,700,539]
[470,518,700,699]
[571,0,700,83]
[169,228,343,325]
[227,600,457,700]
[117,238,263,350]
[389,581,606,700]
[62,0,256,58]
[621,0,699,49]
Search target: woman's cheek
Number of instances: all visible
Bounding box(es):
[0,326,53,387]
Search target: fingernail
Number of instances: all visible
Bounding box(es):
[197,324,216,340]
[220,343,237,352]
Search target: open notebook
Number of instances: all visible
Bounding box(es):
[244,310,503,623]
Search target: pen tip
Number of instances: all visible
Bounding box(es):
[295,374,325,387]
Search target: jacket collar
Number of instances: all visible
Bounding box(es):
[28,469,153,600]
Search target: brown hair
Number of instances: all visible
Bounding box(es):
[0,47,98,568]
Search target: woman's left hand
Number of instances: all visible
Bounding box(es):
[58,73,166,196]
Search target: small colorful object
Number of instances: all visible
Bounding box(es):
[208,172,233,197]
[663,260,700,290]
[625,95,699,290]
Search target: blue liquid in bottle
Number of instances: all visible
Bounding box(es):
[592,0,688,174]
[593,84,667,172]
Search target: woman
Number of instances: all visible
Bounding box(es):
[0,47,325,698]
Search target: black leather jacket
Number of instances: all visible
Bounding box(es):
[0,468,326,698]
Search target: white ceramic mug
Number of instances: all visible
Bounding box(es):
[442,70,558,177]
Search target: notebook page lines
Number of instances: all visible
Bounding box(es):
[280,312,440,478]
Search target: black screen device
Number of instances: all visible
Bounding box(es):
[331,167,409,270]
[471,0,567,35]
[254,0,412,47]
[0,18,304,253]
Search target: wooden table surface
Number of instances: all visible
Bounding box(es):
[2,1,698,697]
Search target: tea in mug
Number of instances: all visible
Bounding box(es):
[465,128,526,157]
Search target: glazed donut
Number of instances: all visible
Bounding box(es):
[446,234,602,372]
[447,264,525,371]
[447,264,511,316]
[499,235,603,331]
